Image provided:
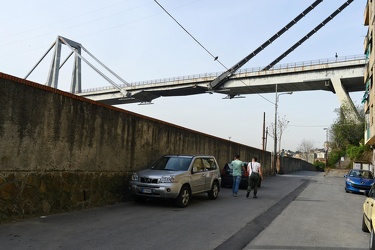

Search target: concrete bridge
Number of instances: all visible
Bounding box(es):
[78,54,365,109]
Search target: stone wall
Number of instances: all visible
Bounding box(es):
[279,156,317,174]
[0,73,271,222]
[0,171,125,221]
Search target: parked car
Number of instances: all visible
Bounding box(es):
[221,162,261,189]
[344,169,375,194]
[362,183,375,249]
[129,155,221,208]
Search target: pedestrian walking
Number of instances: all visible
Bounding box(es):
[246,157,263,198]
[231,154,244,197]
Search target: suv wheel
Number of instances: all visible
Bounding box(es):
[176,185,191,208]
[208,181,219,200]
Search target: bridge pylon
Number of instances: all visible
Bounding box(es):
[330,77,360,122]
[25,36,130,95]
[47,36,82,93]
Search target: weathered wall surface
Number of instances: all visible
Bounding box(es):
[0,73,271,222]
[279,156,317,174]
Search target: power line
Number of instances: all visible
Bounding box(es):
[153,0,226,69]
[289,125,332,128]
[0,0,133,41]
[153,0,274,104]
[289,122,365,128]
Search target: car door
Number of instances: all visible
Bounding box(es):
[190,158,206,193]
[364,185,375,226]
[202,157,218,190]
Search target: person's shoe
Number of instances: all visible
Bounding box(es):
[234,193,238,197]
[253,195,257,198]
[246,192,250,198]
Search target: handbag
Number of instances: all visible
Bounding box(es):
[250,162,255,177]
[250,162,259,178]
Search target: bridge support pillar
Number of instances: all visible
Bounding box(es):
[46,37,62,89]
[45,36,83,93]
[330,77,360,121]
[71,47,82,94]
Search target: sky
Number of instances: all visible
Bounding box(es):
[0,0,368,152]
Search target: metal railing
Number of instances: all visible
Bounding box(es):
[81,54,365,93]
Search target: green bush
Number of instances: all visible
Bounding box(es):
[313,161,325,171]
[346,144,368,161]
[328,148,345,167]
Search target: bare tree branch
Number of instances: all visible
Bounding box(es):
[298,139,315,161]
[268,116,290,153]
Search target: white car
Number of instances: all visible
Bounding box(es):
[129,155,221,207]
[362,183,375,249]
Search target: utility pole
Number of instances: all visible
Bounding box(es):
[273,87,293,175]
[324,128,329,168]
[262,112,266,173]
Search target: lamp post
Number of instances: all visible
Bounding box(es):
[323,128,329,168]
[273,85,293,175]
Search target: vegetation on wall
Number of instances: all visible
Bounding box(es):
[327,148,346,166]
[313,160,325,171]
[328,102,370,167]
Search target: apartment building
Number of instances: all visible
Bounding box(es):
[364,1,375,151]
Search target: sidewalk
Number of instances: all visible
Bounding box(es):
[243,172,367,249]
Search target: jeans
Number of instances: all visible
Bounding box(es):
[232,176,241,194]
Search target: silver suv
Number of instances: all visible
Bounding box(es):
[129,155,221,207]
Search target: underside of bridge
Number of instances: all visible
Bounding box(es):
[79,57,365,123]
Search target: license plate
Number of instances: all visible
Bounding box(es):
[142,188,152,194]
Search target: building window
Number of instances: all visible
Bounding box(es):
[363,78,371,104]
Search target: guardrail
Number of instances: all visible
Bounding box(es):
[81,54,366,93]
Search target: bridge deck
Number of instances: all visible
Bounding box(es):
[78,55,366,105]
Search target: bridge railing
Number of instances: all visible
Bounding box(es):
[236,54,365,74]
[81,54,365,93]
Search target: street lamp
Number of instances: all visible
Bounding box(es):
[323,128,329,168]
[273,84,293,175]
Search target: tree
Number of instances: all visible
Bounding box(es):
[298,139,315,161]
[328,102,367,167]
[330,102,364,149]
[268,116,290,153]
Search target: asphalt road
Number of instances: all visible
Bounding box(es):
[0,171,369,250]
[244,170,368,250]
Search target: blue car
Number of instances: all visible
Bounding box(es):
[345,169,375,194]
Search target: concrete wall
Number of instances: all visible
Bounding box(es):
[279,156,317,174]
[0,73,271,222]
